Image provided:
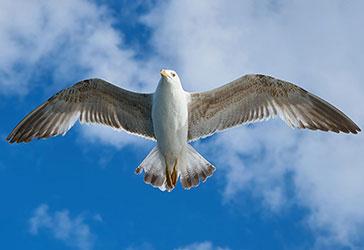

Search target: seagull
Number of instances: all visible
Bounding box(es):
[7,70,361,191]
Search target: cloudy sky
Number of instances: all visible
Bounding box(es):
[1,0,364,249]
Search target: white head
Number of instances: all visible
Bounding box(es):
[159,69,182,87]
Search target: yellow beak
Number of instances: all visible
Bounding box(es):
[160,69,169,78]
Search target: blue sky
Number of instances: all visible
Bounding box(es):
[1,1,364,250]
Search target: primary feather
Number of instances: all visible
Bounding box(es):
[188,74,360,141]
[7,78,154,143]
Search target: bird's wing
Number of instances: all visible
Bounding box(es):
[188,74,360,141]
[7,78,155,143]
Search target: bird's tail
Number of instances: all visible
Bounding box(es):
[179,145,215,190]
[135,145,215,192]
[135,146,169,191]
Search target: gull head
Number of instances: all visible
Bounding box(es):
[160,69,181,86]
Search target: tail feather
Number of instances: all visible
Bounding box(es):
[135,145,215,191]
[179,144,215,190]
[135,146,168,191]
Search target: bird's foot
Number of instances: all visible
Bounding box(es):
[165,159,178,190]
[135,165,143,174]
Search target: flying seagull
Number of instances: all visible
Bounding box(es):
[7,70,361,191]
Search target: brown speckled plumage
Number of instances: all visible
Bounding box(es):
[188,74,360,141]
[7,78,154,143]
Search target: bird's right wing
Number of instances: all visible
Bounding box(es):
[188,74,360,141]
[7,78,155,143]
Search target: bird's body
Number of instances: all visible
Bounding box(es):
[7,69,361,191]
[152,73,188,165]
[151,72,190,188]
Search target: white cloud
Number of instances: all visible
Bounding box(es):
[0,0,107,94]
[29,204,95,250]
[0,0,156,91]
[0,0,160,148]
[145,0,364,248]
[174,241,230,250]
[295,135,364,248]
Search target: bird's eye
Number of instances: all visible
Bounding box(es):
[171,73,176,77]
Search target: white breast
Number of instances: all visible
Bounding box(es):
[152,79,189,162]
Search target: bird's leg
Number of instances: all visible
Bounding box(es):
[165,159,173,189]
[135,165,143,174]
[165,159,178,189]
[171,159,178,187]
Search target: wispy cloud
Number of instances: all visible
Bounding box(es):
[146,0,364,248]
[29,204,96,250]
[0,0,156,91]
[0,0,159,148]
[174,241,230,250]
[0,0,110,94]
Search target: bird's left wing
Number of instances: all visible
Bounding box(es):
[188,74,360,141]
[7,78,155,143]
